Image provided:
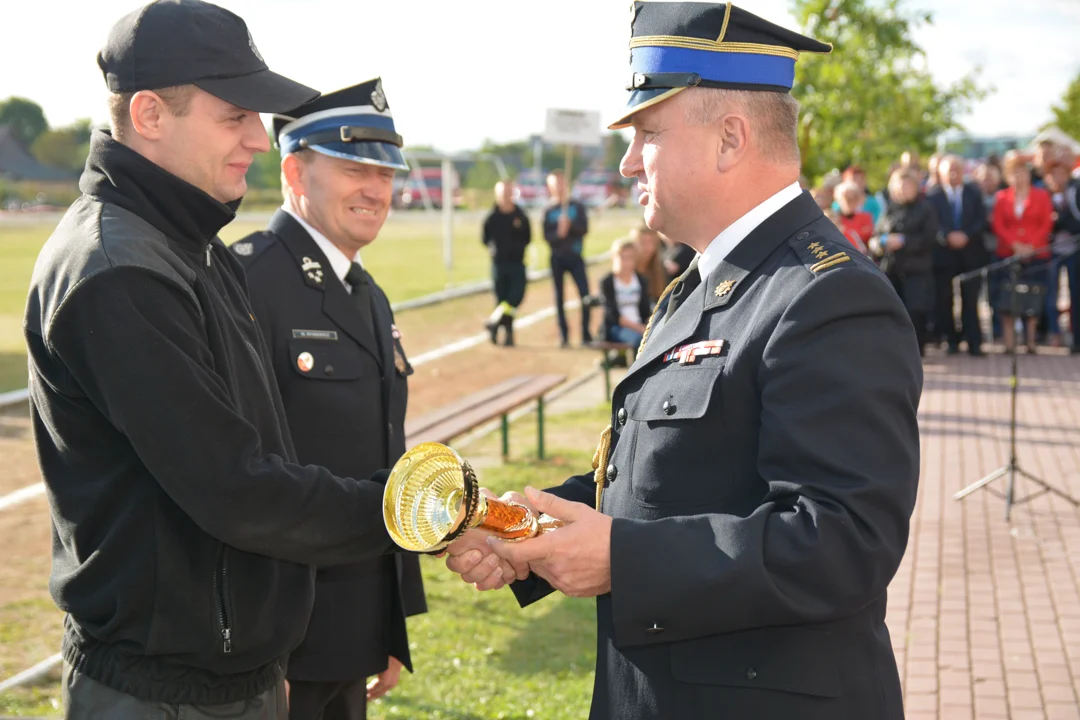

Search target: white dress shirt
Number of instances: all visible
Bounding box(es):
[282,206,363,293]
[697,182,803,280]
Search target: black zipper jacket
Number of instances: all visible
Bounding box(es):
[24,131,393,706]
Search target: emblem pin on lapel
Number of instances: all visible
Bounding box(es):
[297,352,314,373]
[714,280,736,298]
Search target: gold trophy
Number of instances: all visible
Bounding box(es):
[383,442,562,553]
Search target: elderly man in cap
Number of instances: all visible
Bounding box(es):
[445,3,921,718]
[231,80,426,720]
[25,2,404,717]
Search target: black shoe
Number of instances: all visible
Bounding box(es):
[946,344,961,355]
[1072,346,1080,355]
[969,348,985,357]
[560,339,570,349]
[485,319,499,345]
[500,316,514,347]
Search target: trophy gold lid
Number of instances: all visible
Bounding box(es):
[383,442,479,553]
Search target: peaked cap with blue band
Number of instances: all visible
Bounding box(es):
[610,1,832,129]
[274,77,408,171]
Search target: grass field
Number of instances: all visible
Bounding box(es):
[0,402,609,719]
[0,208,639,392]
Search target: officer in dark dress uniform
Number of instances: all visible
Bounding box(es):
[445,4,922,719]
[231,79,426,720]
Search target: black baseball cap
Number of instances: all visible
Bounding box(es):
[97,0,318,113]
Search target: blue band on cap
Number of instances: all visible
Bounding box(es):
[631,46,795,89]
[280,113,398,156]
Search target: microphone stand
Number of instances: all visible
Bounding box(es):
[952,234,1080,520]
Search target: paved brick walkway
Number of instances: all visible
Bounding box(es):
[888,347,1080,719]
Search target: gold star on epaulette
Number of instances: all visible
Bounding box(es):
[301,256,325,285]
[813,248,830,259]
[714,280,736,298]
[807,242,823,252]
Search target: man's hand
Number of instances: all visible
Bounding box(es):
[557,214,571,239]
[487,487,613,598]
[946,231,969,250]
[366,656,403,701]
[1013,242,1034,257]
[443,489,532,590]
[885,233,905,252]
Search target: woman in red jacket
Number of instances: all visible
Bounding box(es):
[991,151,1054,353]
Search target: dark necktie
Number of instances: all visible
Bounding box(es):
[344,262,375,335]
[952,188,963,228]
[664,259,702,320]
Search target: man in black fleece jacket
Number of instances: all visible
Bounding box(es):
[23,1,413,717]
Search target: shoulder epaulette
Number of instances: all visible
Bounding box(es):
[228,233,276,267]
[790,231,853,275]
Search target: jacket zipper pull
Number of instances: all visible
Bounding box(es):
[222,627,233,653]
[206,245,212,267]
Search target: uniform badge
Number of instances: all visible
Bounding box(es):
[371,80,388,112]
[297,352,314,373]
[233,242,253,256]
[393,345,409,375]
[301,256,324,285]
[714,280,736,298]
[663,340,725,365]
[513,217,522,228]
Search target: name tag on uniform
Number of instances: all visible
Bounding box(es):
[292,329,339,341]
[663,340,725,365]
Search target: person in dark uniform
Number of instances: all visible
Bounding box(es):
[231,79,426,720]
[482,179,531,346]
[444,4,921,719]
[543,170,593,347]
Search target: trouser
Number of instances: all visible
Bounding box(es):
[1067,254,1080,349]
[288,677,368,720]
[551,252,592,343]
[934,269,984,352]
[62,663,287,720]
[492,262,527,309]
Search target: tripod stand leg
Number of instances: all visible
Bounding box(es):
[1005,465,1016,521]
[954,466,1009,500]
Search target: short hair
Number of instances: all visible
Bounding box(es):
[834,180,863,201]
[611,236,638,255]
[1002,150,1029,176]
[681,87,800,165]
[108,85,196,142]
[888,167,919,200]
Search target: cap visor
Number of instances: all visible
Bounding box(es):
[608,87,686,130]
[309,143,409,172]
[197,69,319,114]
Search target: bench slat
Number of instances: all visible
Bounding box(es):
[405,374,565,447]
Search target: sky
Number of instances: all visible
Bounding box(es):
[3,0,1078,152]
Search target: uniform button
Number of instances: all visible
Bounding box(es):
[606,464,618,482]
[645,622,664,634]
[662,400,675,415]
[617,408,627,425]
[745,667,758,681]
[796,231,809,240]
[324,364,334,376]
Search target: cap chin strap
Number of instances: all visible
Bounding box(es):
[298,125,403,148]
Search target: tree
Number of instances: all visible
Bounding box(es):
[791,0,986,189]
[31,119,93,173]
[1045,71,1080,141]
[0,97,48,146]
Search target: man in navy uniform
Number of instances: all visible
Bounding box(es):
[231,79,426,720]
[446,3,922,719]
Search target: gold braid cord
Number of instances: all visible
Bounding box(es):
[592,276,681,510]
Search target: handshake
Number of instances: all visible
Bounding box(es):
[383,443,614,599]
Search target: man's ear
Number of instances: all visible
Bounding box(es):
[129,91,168,140]
[282,153,306,197]
[715,111,751,173]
